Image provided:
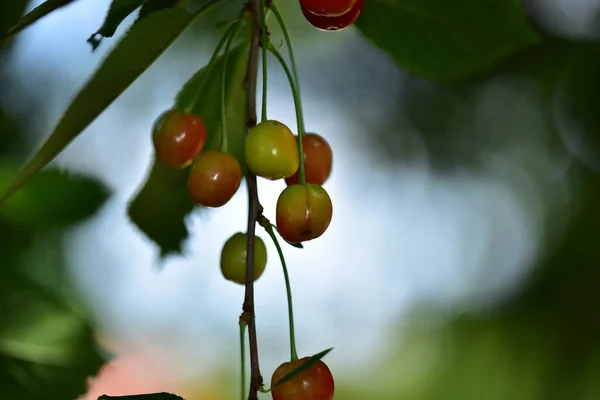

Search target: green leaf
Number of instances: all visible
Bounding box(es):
[128,39,250,256]
[87,0,148,51]
[273,348,334,388]
[355,0,543,81]
[98,393,184,399]
[1,0,79,43]
[0,162,110,230]
[0,270,103,399]
[0,7,197,207]
[127,161,196,256]
[138,0,182,19]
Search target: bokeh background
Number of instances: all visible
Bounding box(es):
[1,0,600,399]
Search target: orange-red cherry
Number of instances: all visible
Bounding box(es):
[152,110,206,168]
[188,150,242,208]
[300,0,356,17]
[276,183,333,243]
[271,358,334,400]
[301,0,364,31]
[285,133,333,186]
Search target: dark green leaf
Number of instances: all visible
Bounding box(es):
[0,162,110,230]
[127,161,196,256]
[128,38,250,256]
[98,393,184,399]
[1,0,79,43]
[0,270,103,399]
[355,0,543,80]
[138,0,181,19]
[0,8,196,207]
[273,348,333,388]
[88,0,147,51]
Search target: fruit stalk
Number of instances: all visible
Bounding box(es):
[270,2,307,184]
[242,0,265,398]
[260,217,299,362]
[267,45,306,184]
[220,22,241,153]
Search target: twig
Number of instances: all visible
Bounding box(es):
[242,0,264,398]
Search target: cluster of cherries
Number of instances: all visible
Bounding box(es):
[152,111,334,399]
[300,0,364,31]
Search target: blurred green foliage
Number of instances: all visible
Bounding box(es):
[0,3,111,398]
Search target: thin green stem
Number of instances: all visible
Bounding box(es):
[186,20,241,114]
[259,216,299,362]
[259,0,269,122]
[270,2,306,184]
[219,22,241,153]
[267,45,306,185]
[239,318,248,400]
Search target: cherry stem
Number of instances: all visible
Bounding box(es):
[270,2,306,185]
[259,216,299,362]
[186,20,241,114]
[239,317,248,400]
[259,0,269,122]
[242,0,265,397]
[267,45,306,185]
[219,22,241,153]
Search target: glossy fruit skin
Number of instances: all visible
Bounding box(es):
[285,133,333,186]
[152,110,206,168]
[188,150,242,208]
[300,0,356,17]
[220,233,267,285]
[271,358,334,400]
[245,120,299,180]
[301,0,364,31]
[276,184,332,243]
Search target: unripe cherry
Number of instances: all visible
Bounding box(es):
[301,0,364,31]
[245,120,299,180]
[300,0,357,17]
[276,184,333,243]
[188,150,242,208]
[152,110,206,168]
[285,133,333,186]
[220,232,267,285]
[271,358,334,400]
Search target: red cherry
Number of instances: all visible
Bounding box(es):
[301,0,364,31]
[285,133,333,186]
[152,110,206,168]
[271,358,334,400]
[300,0,356,17]
[188,150,242,208]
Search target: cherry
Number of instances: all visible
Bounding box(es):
[285,133,333,186]
[220,232,267,285]
[276,183,332,243]
[300,0,356,17]
[271,358,334,400]
[245,120,299,180]
[152,109,206,168]
[301,0,364,31]
[188,150,242,208]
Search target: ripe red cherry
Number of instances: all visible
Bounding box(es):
[276,183,333,243]
[152,110,206,168]
[301,0,364,31]
[188,150,242,208]
[271,358,334,400]
[300,0,356,17]
[285,133,333,186]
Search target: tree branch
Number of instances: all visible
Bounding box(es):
[242,0,264,398]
